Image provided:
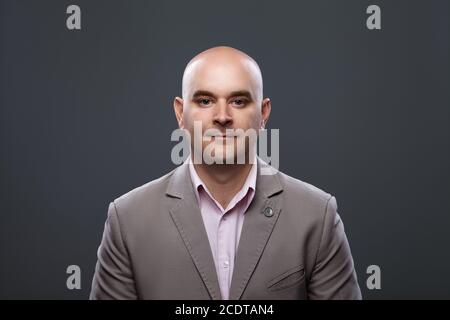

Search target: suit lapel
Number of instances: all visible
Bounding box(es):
[166,158,284,301]
[166,163,222,300]
[229,159,283,300]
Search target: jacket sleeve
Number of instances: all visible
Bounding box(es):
[307,196,362,300]
[90,202,138,300]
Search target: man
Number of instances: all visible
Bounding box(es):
[90,46,362,300]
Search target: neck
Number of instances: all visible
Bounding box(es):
[193,161,253,210]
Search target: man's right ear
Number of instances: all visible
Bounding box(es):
[173,97,184,129]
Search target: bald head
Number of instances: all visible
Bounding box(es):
[182,46,264,102]
[173,46,272,163]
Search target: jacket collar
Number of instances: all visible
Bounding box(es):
[165,157,283,300]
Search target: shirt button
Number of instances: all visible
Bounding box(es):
[223,261,229,268]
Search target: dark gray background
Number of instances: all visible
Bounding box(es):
[1,0,449,299]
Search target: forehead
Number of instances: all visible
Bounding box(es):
[183,58,262,98]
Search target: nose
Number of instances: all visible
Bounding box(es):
[212,100,233,128]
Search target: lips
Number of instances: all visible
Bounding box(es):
[204,133,236,138]
[210,135,236,140]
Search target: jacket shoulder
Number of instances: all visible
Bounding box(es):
[277,171,332,204]
[275,170,336,228]
[112,168,176,214]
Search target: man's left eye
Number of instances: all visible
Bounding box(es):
[232,99,246,106]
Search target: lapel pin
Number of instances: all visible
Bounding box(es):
[263,207,274,217]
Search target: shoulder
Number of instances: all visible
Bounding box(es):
[277,170,333,204]
[275,170,336,225]
[111,168,177,215]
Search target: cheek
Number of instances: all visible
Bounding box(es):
[184,108,213,140]
[185,107,212,126]
[183,108,198,131]
[233,108,261,130]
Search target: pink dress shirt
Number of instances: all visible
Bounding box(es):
[188,159,257,300]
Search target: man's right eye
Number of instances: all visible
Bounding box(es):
[197,98,212,106]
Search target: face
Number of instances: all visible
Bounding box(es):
[174,53,271,165]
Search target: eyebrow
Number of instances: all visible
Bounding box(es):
[192,90,253,100]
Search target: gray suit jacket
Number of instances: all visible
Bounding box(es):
[90,159,362,300]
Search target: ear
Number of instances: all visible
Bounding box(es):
[260,98,272,129]
[173,97,184,129]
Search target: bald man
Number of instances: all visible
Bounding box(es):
[90,46,362,300]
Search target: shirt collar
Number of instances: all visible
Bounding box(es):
[186,155,257,207]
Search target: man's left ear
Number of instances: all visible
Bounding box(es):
[260,98,272,129]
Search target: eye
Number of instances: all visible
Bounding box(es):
[196,98,213,107]
[231,98,248,107]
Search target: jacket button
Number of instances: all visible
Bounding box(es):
[263,207,274,217]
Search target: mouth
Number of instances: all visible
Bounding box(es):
[204,132,237,138]
[209,135,237,140]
